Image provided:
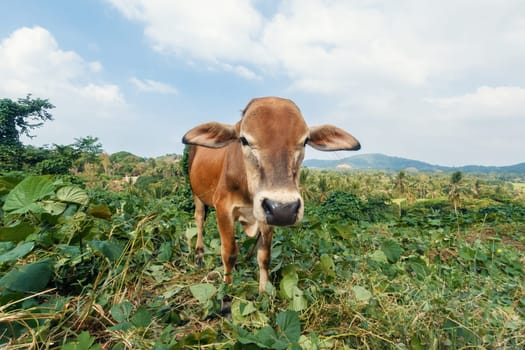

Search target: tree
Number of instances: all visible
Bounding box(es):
[35,144,79,174]
[448,171,463,214]
[0,95,54,147]
[100,152,111,175]
[394,171,407,195]
[14,144,78,175]
[73,136,103,161]
[0,95,54,172]
[72,136,103,172]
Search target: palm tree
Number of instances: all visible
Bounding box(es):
[448,171,463,214]
[473,179,481,198]
[394,171,406,195]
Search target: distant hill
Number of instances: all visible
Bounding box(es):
[303,153,525,173]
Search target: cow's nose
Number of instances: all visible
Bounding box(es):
[262,199,301,226]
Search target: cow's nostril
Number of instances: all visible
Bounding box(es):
[288,200,300,214]
[261,198,301,226]
[262,199,275,216]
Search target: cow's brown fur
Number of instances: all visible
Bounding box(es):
[182,97,360,292]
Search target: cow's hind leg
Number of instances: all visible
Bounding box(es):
[194,195,207,267]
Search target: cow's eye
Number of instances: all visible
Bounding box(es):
[240,136,250,146]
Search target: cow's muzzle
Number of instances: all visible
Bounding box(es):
[262,198,301,226]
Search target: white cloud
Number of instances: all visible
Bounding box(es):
[0,26,128,147]
[0,26,125,104]
[107,0,525,95]
[129,77,178,94]
[82,84,126,104]
[107,0,267,64]
[0,27,94,95]
[221,64,261,80]
[425,86,525,120]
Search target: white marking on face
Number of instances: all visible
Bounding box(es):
[253,189,304,225]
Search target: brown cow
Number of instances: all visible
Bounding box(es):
[182,97,360,293]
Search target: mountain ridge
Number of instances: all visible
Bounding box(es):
[303,153,525,173]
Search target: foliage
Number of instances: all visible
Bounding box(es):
[109,151,146,176]
[0,95,54,172]
[23,145,80,175]
[71,136,104,173]
[0,165,524,349]
[0,95,54,146]
[313,190,393,223]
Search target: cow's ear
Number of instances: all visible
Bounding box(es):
[182,122,238,148]
[307,125,361,151]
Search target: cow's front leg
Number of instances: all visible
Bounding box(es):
[257,224,274,293]
[216,207,238,284]
[215,206,237,316]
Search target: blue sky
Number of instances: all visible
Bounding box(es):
[1,0,524,166]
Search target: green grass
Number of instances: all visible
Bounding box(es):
[0,174,524,349]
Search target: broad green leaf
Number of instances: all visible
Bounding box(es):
[320,254,336,277]
[0,259,53,292]
[185,226,198,247]
[88,204,112,220]
[110,301,133,322]
[369,249,389,264]
[108,321,132,332]
[232,299,269,326]
[189,283,216,304]
[290,286,308,311]
[0,221,35,242]
[185,226,197,240]
[256,326,287,349]
[280,268,299,300]
[0,176,22,195]
[234,326,256,345]
[177,328,217,347]
[3,176,55,214]
[40,200,67,215]
[332,223,356,240]
[0,242,15,253]
[352,285,372,302]
[276,310,301,343]
[60,331,101,350]
[57,186,89,205]
[131,306,152,328]
[0,242,34,263]
[77,331,98,350]
[89,240,124,262]
[381,239,404,263]
[235,326,284,349]
[57,244,82,257]
[240,301,257,317]
[157,241,172,262]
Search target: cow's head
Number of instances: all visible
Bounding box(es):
[182,97,360,226]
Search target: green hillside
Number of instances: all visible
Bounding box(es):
[304,153,525,173]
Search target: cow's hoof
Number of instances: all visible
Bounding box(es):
[220,296,232,318]
[195,248,204,267]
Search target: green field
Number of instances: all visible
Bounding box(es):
[1,159,524,349]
